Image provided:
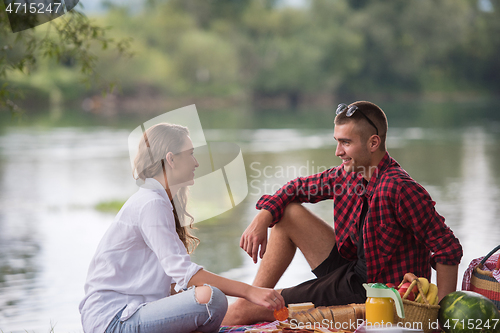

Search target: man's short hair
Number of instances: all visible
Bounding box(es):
[334,101,388,151]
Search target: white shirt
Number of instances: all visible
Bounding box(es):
[79,178,202,333]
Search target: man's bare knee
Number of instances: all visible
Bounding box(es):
[279,202,304,225]
[194,286,212,304]
[283,202,303,215]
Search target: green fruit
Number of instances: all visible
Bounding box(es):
[438,291,500,333]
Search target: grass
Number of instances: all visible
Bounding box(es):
[94,200,125,213]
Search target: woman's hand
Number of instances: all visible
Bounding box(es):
[188,269,285,310]
[245,286,285,311]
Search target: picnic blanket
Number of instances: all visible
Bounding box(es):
[219,320,280,332]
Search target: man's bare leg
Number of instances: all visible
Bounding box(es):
[222,203,336,325]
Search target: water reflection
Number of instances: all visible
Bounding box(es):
[458,128,500,276]
[0,128,136,332]
[0,124,499,332]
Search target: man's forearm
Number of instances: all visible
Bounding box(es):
[256,171,335,227]
[436,263,459,301]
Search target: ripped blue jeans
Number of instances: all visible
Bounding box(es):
[104,286,228,333]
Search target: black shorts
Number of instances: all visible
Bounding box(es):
[280,246,366,306]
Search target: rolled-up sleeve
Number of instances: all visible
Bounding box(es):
[139,199,202,291]
[256,167,338,227]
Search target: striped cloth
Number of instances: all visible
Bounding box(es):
[219,320,280,332]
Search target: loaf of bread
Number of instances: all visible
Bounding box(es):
[287,302,315,320]
[288,303,365,332]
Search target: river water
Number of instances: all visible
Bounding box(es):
[1,106,500,332]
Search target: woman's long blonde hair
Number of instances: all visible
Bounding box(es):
[133,123,200,253]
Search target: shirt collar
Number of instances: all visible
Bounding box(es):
[365,152,396,196]
[137,178,172,204]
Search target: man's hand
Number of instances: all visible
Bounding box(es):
[240,210,273,263]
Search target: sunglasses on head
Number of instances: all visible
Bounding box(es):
[336,103,379,136]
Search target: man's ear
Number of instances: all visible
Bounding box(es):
[369,135,381,152]
[165,152,175,167]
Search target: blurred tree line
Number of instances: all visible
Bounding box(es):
[0,3,131,116]
[4,0,500,112]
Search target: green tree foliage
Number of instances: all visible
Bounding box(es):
[334,0,473,94]
[5,0,500,113]
[243,1,324,106]
[118,0,500,102]
[0,4,131,116]
[447,0,500,91]
[96,0,243,97]
[164,0,254,29]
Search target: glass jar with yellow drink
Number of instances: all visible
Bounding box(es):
[363,283,405,327]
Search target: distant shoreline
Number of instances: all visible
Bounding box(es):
[17,90,493,117]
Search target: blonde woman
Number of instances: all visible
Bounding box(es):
[79,123,284,333]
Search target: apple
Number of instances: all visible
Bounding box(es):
[411,283,419,295]
[386,283,397,289]
[398,287,415,301]
[398,283,416,301]
[400,282,418,295]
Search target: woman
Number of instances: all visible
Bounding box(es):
[79,123,284,333]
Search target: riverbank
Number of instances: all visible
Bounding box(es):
[9,88,496,119]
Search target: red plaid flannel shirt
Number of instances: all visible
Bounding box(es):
[256,152,462,284]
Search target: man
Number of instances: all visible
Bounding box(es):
[223,101,462,325]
